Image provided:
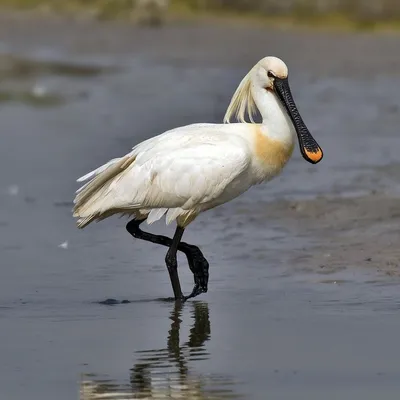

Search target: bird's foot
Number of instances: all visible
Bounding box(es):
[172,268,208,302]
[190,257,209,296]
[183,279,208,301]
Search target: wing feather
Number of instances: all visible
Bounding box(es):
[126,137,251,210]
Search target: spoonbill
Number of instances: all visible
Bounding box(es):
[73,56,323,301]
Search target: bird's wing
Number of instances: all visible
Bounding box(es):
[76,124,212,184]
[122,135,251,210]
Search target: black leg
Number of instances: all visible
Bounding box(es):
[165,226,185,300]
[126,219,209,300]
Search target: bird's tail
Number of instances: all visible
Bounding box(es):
[73,155,136,228]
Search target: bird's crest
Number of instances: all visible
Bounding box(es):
[223,67,257,124]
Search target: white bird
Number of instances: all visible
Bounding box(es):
[73,56,323,301]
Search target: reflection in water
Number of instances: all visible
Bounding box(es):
[80,302,243,399]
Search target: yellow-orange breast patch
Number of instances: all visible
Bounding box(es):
[254,126,294,171]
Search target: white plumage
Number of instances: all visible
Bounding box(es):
[73,56,322,230]
[75,124,255,228]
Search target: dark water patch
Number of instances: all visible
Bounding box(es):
[0,88,65,107]
[96,297,182,305]
[0,54,120,80]
[316,265,347,275]
[24,196,36,203]
[3,244,23,250]
[97,298,132,305]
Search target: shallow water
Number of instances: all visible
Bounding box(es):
[1,16,400,400]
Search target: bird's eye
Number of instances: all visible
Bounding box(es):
[267,71,275,79]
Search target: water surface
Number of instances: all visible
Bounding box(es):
[1,16,400,400]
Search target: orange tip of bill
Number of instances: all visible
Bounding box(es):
[303,147,323,164]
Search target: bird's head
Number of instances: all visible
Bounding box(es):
[254,56,323,164]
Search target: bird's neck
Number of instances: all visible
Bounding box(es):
[252,85,295,144]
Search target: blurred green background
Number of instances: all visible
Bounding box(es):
[0,0,400,28]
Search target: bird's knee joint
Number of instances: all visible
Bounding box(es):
[188,244,200,253]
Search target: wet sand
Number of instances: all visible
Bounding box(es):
[1,13,400,400]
